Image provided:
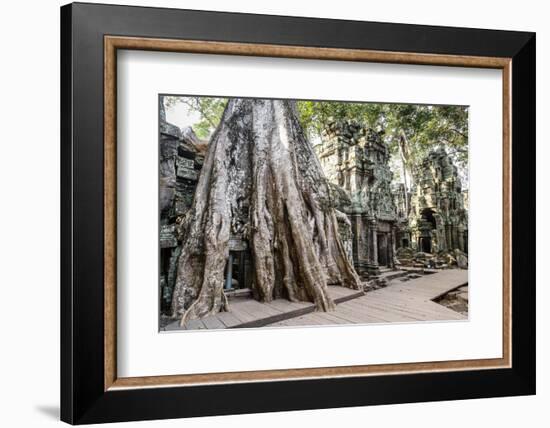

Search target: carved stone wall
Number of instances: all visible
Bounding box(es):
[409,147,468,254]
[159,98,205,312]
[315,120,399,277]
[388,182,413,252]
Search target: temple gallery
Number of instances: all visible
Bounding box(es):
[158,97,469,330]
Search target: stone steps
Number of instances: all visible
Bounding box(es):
[378,269,410,282]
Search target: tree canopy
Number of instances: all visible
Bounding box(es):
[164,96,227,140]
[163,96,468,189]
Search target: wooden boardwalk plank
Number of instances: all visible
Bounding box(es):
[165,270,467,331]
[272,315,317,326]
[216,311,242,328]
[312,311,350,325]
[341,300,421,322]
[201,315,226,330]
[237,300,283,318]
[265,299,312,312]
[226,304,258,324]
[331,303,389,323]
[183,319,207,330]
[296,313,336,326]
[363,294,466,319]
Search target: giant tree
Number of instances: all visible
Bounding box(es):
[171,98,362,325]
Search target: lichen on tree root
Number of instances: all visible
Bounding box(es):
[171,99,362,325]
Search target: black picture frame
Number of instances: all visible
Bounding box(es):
[61,2,535,424]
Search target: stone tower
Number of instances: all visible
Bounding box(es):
[315,120,399,277]
[409,147,468,254]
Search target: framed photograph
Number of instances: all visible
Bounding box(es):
[61,2,535,424]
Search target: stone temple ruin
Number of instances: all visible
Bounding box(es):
[397,147,469,269]
[410,147,468,254]
[159,98,206,312]
[315,120,468,274]
[159,104,469,315]
[315,120,402,277]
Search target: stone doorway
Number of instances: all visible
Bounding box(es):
[377,233,390,266]
[224,250,248,290]
[420,237,432,253]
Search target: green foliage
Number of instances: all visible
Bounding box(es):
[165,96,227,139]
[383,104,468,171]
[296,101,385,137]
[167,96,468,186]
[297,101,468,184]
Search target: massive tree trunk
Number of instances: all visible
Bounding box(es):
[171,99,362,325]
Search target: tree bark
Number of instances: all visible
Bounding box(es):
[398,130,413,215]
[171,99,362,325]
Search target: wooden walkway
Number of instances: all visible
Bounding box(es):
[162,269,467,331]
[269,269,468,327]
[162,285,364,331]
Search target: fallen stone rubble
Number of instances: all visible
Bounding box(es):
[396,247,468,269]
[364,277,388,292]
